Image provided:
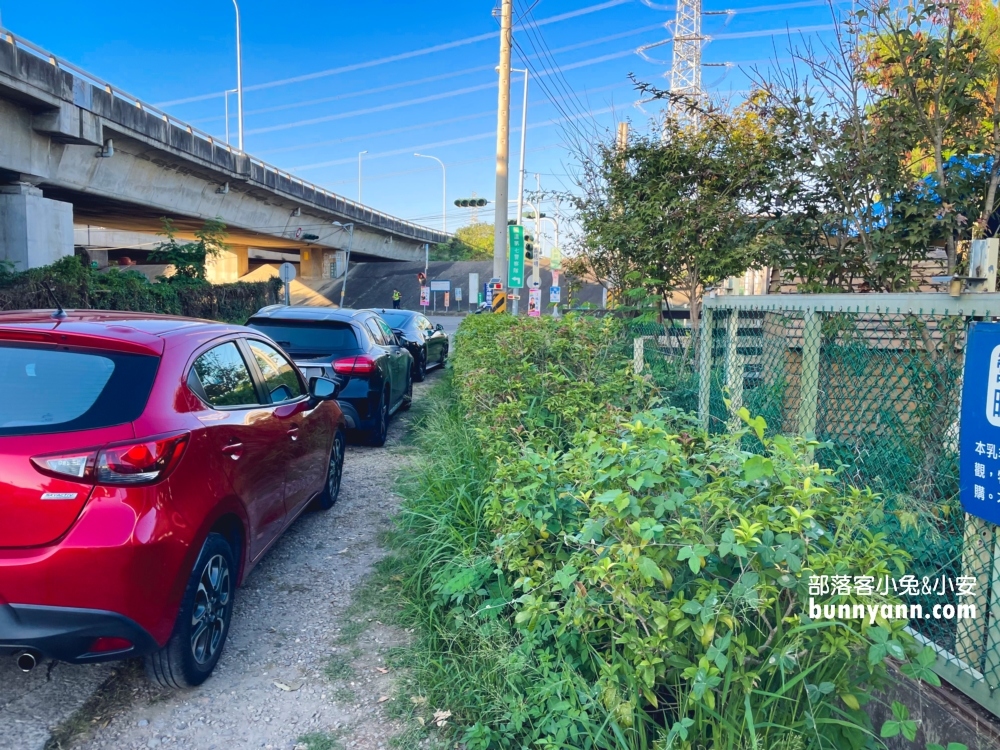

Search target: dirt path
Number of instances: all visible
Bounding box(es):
[1,372,438,750]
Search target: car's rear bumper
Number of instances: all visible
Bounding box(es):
[0,603,159,663]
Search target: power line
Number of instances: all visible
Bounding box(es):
[189,23,665,128]
[153,0,632,108]
[243,49,638,137]
[254,81,632,158]
[288,105,619,172]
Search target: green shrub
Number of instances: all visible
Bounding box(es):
[394,313,941,750]
[0,255,281,323]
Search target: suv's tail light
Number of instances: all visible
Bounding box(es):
[333,355,377,375]
[31,433,190,486]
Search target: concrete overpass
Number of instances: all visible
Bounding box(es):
[0,28,449,279]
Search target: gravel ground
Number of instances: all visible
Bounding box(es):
[0,369,441,750]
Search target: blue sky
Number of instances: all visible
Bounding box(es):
[2,0,839,234]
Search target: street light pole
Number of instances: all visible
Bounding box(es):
[231,0,244,152]
[414,153,446,233]
[357,150,368,203]
[224,88,237,144]
[333,222,355,309]
[493,0,513,289]
[512,68,529,226]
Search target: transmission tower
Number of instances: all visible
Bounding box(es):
[669,0,703,130]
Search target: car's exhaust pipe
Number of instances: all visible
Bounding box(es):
[15,651,37,672]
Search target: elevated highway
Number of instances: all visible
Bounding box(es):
[0,28,449,277]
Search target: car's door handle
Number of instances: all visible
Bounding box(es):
[287,427,300,441]
[222,442,244,460]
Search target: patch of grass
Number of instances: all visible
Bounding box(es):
[323,654,355,681]
[334,619,368,645]
[45,659,154,750]
[331,686,356,704]
[295,731,344,750]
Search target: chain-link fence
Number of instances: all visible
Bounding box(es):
[634,293,1000,715]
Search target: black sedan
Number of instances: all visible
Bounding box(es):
[246,306,413,446]
[370,309,449,381]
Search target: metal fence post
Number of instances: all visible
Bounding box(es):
[633,336,645,374]
[726,309,743,425]
[797,308,820,439]
[698,307,713,430]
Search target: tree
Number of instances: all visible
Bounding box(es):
[574,98,777,332]
[150,218,227,282]
[430,222,494,261]
[749,0,1000,290]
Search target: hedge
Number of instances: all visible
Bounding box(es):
[0,256,282,323]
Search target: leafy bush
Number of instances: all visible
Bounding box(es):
[0,255,281,323]
[394,313,944,749]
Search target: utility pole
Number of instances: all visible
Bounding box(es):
[231,0,244,151]
[492,0,513,292]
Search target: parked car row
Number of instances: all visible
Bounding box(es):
[0,305,446,688]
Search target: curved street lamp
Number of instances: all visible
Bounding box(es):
[231,0,244,151]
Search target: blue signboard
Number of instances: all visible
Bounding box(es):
[960,322,1000,524]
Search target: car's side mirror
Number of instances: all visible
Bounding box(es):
[435,323,444,331]
[309,376,339,401]
[392,328,405,338]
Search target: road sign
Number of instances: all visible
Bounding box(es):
[550,245,561,271]
[549,286,561,303]
[492,288,507,314]
[430,279,451,292]
[960,322,1000,523]
[455,287,462,302]
[419,286,430,307]
[469,273,479,308]
[444,291,450,308]
[508,225,525,288]
[528,287,541,317]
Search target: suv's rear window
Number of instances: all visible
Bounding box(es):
[246,321,358,356]
[0,343,159,436]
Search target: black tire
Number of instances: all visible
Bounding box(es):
[439,344,448,365]
[366,390,389,447]
[314,430,346,510]
[401,367,413,411]
[146,533,235,689]
[413,349,427,382]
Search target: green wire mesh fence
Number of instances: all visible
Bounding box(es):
[631,296,1000,713]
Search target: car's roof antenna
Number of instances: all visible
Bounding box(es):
[44,286,67,320]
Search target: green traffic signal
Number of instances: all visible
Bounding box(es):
[454,198,488,207]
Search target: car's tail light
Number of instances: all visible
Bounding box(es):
[95,433,189,485]
[31,433,189,486]
[333,355,377,375]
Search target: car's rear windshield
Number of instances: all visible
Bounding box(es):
[379,312,411,328]
[0,343,159,436]
[246,321,359,356]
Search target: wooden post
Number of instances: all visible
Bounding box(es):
[698,308,713,431]
[797,308,821,439]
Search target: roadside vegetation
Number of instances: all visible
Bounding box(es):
[385,313,952,749]
[0,219,281,322]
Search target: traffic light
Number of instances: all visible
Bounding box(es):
[454,198,488,207]
[524,233,534,260]
[417,272,426,285]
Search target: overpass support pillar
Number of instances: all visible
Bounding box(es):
[0,183,74,270]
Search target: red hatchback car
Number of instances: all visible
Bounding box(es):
[0,310,347,688]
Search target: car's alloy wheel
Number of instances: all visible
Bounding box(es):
[315,430,346,510]
[146,533,236,689]
[190,554,230,665]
